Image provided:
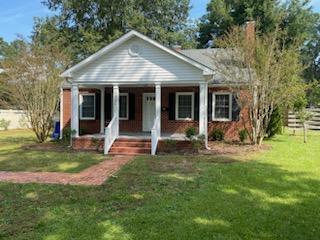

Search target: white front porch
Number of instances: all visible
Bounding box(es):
[78,132,188,140]
[69,82,209,155]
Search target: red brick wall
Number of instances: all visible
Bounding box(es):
[114,86,199,133]
[62,86,250,140]
[62,89,71,131]
[73,137,104,151]
[208,88,250,140]
[62,88,101,135]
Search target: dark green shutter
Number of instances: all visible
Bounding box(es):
[232,94,241,121]
[194,92,199,121]
[96,91,101,119]
[208,91,212,121]
[168,93,175,120]
[129,93,135,120]
[105,93,112,120]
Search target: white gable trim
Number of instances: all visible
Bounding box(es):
[61,30,214,78]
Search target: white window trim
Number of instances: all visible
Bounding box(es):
[80,93,96,120]
[119,93,129,120]
[175,92,194,121]
[212,92,232,122]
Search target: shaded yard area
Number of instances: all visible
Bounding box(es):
[0,130,105,173]
[0,129,320,239]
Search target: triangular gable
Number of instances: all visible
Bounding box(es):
[61,30,214,78]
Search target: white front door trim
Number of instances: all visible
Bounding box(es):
[143,93,156,132]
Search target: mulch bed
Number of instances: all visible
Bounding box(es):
[200,141,271,155]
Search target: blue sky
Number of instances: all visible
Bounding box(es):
[0,0,319,42]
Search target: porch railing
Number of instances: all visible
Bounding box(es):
[151,116,160,155]
[104,116,118,154]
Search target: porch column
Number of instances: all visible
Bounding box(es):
[155,83,161,136]
[71,84,79,137]
[199,82,208,147]
[113,85,119,137]
[100,87,105,133]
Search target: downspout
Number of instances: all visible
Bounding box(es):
[59,87,63,140]
[204,75,215,150]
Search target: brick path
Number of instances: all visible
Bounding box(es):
[0,155,133,186]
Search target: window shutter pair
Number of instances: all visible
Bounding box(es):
[105,92,135,120]
[207,92,241,122]
[168,92,199,120]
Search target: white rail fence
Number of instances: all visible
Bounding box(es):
[151,116,160,155]
[104,116,118,154]
[288,108,320,130]
[0,109,30,130]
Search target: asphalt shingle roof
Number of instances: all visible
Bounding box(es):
[181,48,249,84]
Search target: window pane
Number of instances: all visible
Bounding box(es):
[215,94,230,119]
[119,95,128,119]
[178,95,192,119]
[82,95,95,118]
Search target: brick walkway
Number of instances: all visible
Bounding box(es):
[0,155,134,186]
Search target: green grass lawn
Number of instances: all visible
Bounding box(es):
[1,129,320,239]
[0,130,105,173]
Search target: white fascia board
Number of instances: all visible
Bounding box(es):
[60,31,135,77]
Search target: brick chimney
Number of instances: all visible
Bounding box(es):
[244,21,255,42]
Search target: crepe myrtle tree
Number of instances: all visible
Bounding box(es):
[210,25,306,145]
[2,40,68,142]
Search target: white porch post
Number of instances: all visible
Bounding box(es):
[113,85,119,137]
[71,84,79,137]
[199,82,208,147]
[100,87,105,133]
[155,83,161,137]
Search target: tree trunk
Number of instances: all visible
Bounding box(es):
[303,123,307,143]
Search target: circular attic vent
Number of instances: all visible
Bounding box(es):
[129,44,142,57]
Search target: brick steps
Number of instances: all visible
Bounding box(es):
[109,138,151,155]
[112,141,151,148]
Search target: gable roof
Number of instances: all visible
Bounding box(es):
[61,30,214,78]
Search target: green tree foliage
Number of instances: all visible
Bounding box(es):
[0,38,27,60]
[215,26,306,144]
[2,40,68,142]
[0,38,28,108]
[198,0,318,47]
[199,0,320,106]
[266,107,283,138]
[198,0,282,47]
[37,0,197,63]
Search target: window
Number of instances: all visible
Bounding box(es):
[212,93,232,121]
[175,92,194,120]
[80,93,95,120]
[119,93,129,120]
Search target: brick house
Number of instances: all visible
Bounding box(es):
[60,23,254,155]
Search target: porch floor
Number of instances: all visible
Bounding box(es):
[79,132,188,141]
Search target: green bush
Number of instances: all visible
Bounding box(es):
[238,129,248,142]
[62,128,71,143]
[0,119,10,131]
[91,137,101,151]
[62,128,77,145]
[185,127,197,140]
[266,107,283,138]
[163,139,177,152]
[210,129,224,141]
[191,134,205,150]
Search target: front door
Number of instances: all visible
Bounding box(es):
[143,93,156,132]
